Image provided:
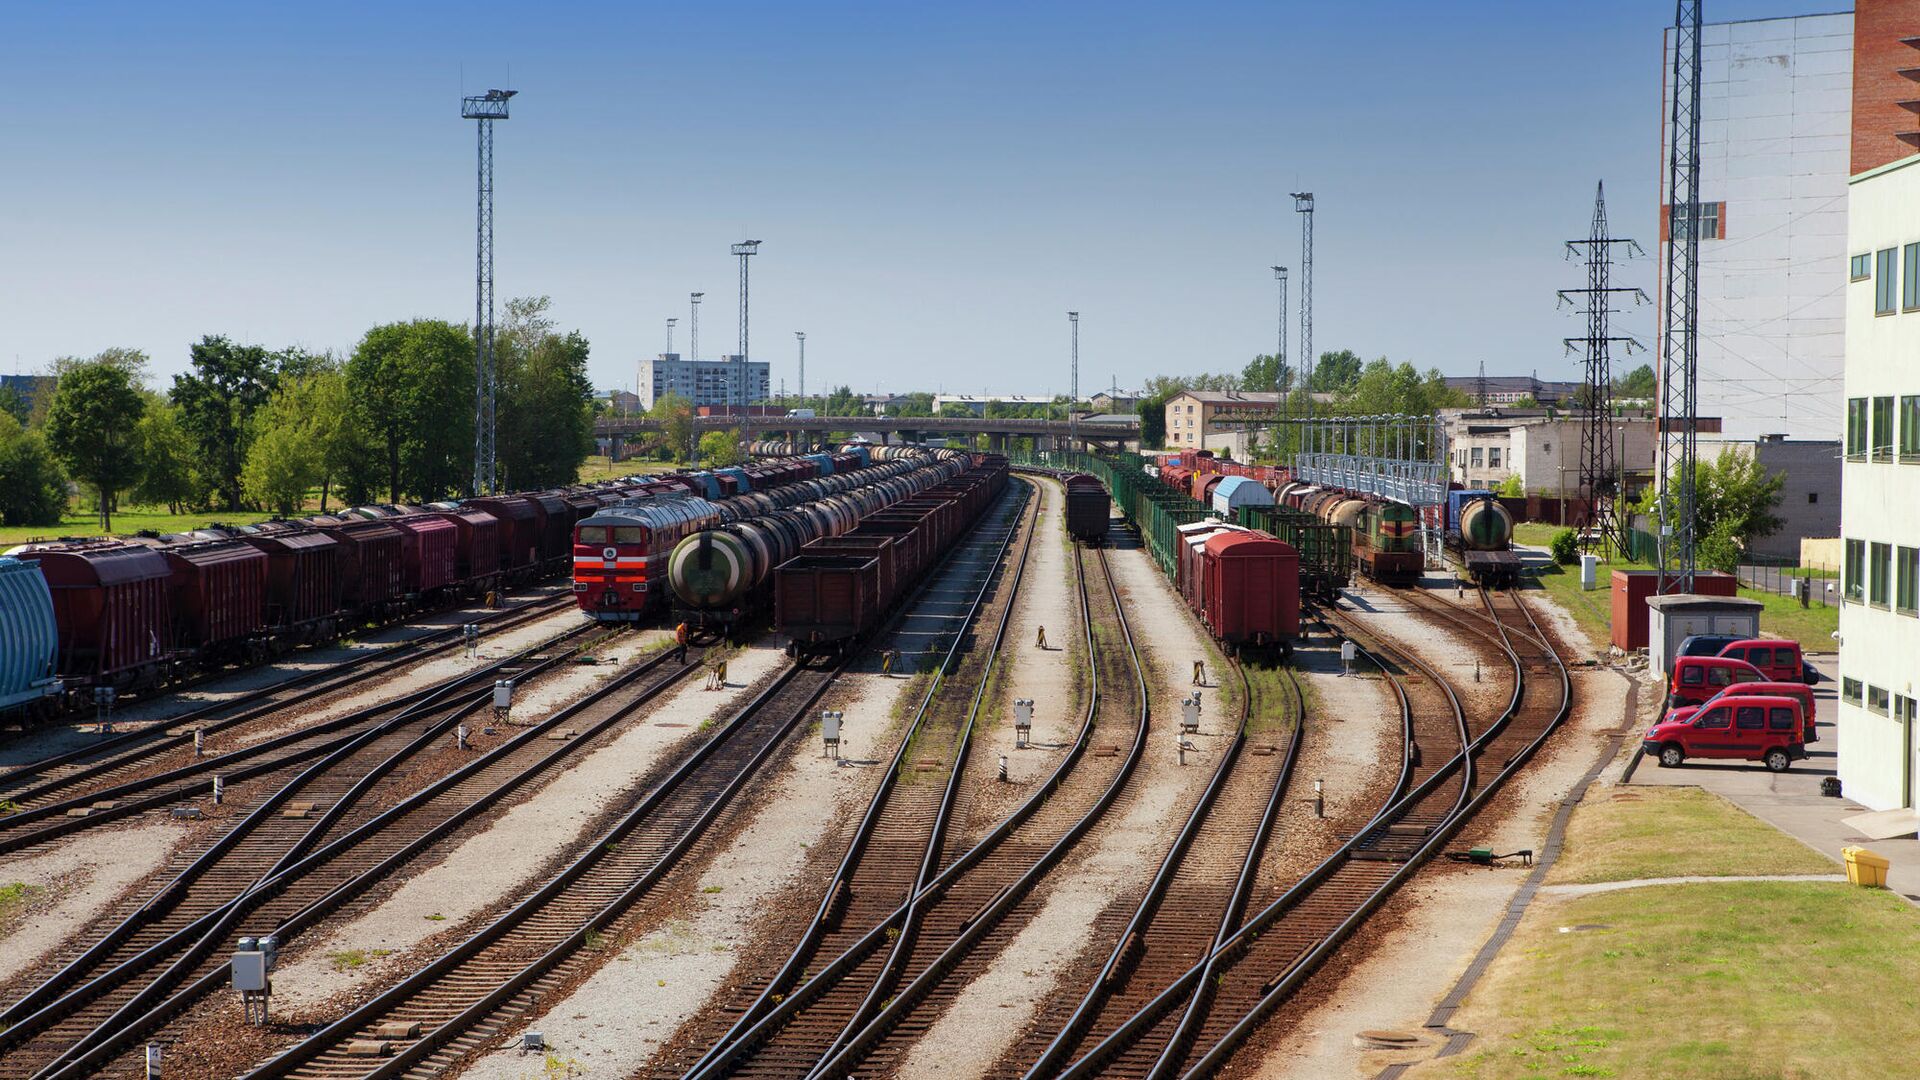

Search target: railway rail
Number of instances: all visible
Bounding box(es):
[1054,585,1568,1079]
[226,479,1036,1080]
[0,591,575,808]
[0,614,600,857]
[7,629,707,1079]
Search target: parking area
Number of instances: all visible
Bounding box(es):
[1626,651,1920,901]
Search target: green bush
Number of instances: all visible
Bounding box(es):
[1550,528,1579,565]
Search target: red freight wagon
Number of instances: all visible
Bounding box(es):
[12,542,175,689]
[310,517,406,616]
[387,513,458,597]
[776,553,881,656]
[143,537,268,661]
[229,523,341,642]
[465,496,541,577]
[424,504,502,592]
[1201,531,1300,657]
[802,536,898,614]
[525,493,574,570]
[1062,474,1111,544]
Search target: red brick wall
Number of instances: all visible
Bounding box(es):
[1853,0,1920,175]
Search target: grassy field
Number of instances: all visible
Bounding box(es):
[1549,787,1833,885]
[0,508,280,547]
[1509,524,1837,653]
[1414,781,1915,1080]
[577,455,681,483]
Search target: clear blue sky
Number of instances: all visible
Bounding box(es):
[0,1,1826,398]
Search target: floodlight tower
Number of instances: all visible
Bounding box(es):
[1067,312,1080,450]
[733,240,762,408]
[690,292,704,362]
[462,87,515,496]
[667,317,677,357]
[795,331,806,404]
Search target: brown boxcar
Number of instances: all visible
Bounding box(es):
[13,542,175,689]
[1061,474,1111,544]
[1200,531,1300,657]
[775,554,881,653]
[143,538,268,661]
[466,496,541,578]
[311,517,406,617]
[225,522,342,642]
[425,504,502,592]
[386,512,459,597]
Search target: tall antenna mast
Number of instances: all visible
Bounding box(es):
[1560,181,1647,557]
[1292,192,1315,452]
[732,240,762,408]
[462,87,515,495]
[1067,312,1080,451]
[1658,1,1704,592]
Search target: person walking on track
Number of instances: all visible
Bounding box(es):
[675,622,690,665]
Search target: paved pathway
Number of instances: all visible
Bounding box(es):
[1539,873,1845,897]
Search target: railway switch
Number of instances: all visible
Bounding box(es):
[822,710,844,759]
[1013,698,1034,748]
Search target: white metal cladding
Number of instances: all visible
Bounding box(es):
[1661,12,1852,441]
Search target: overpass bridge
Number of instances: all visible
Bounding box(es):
[592,413,1139,456]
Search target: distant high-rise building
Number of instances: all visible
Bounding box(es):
[639,354,770,410]
[1658,11,1853,440]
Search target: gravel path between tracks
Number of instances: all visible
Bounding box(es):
[269,641,783,1008]
[458,667,918,1078]
[0,822,186,981]
[898,536,1219,1078]
[1247,597,1632,1080]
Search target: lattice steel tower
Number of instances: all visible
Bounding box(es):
[1067,312,1080,450]
[463,88,515,495]
[732,241,761,408]
[690,293,703,362]
[1292,193,1315,451]
[1658,1,1704,591]
[1559,181,1646,557]
[795,331,806,403]
[1271,265,1288,460]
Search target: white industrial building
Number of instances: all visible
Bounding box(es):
[1836,151,1920,812]
[638,353,770,410]
[1660,12,1853,441]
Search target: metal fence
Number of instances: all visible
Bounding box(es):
[1737,561,1840,608]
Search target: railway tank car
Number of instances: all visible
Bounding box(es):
[1277,482,1426,587]
[0,557,62,721]
[1447,489,1519,585]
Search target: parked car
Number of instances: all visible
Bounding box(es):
[1675,633,1746,662]
[1716,638,1809,685]
[1663,680,1818,743]
[1667,655,1767,709]
[1643,694,1808,772]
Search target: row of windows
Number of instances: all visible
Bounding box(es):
[1843,396,1920,462]
[1855,243,1920,315]
[1840,677,1919,723]
[1842,538,1920,613]
[1455,447,1503,469]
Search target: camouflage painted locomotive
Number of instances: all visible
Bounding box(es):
[1278,483,1424,586]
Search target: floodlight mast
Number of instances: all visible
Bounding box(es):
[462,88,515,496]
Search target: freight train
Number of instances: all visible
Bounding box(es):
[0,456,842,719]
[774,455,1010,657]
[1446,489,1519,585]
[662,450,978,640]
[1276,484,1424,587]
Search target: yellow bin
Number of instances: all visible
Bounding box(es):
[1844,846,1891,888]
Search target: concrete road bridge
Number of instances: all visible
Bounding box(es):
[593,413,1139,455]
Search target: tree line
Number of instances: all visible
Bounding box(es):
[0,296,594,531]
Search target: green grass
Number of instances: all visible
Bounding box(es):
[0,881,38,927]
[1733,588,1839,652]
[1423,880,1920,1080]
[577,454,680,483]
[0,508,280,546]
[323,947,391,971]
[1549,787,1834,886]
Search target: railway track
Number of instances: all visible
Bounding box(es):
[1057,585,1568,1079]
[663,482,1043,1079]
[0,592,576,814]
[0,616,601,857]
[226,481,1037,1080]
[4,634,711,1080]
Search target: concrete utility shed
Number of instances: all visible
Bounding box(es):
[1645,593,1764,677]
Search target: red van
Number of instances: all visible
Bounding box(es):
[1667,656,1766,709]
[1642,695,1808,772]
[1717,639,1806,685]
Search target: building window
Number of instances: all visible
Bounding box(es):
[1489,447,1502,468]
[1903,397,1920,463]
[1900,546,1920,616]
[1471,447,1484,468]
[1843,677,1863,706]
[1670,201,1724,241]
[1808,492,1818,504]
[1848,398,1869,460]
[1872,541,1893,608]
[1854,252,1873,281]
[1874,397,1897,462]
[1906,244,1920,310]
[1870,685,1891,716]
[1878,248,1898,314]
[1845,538,1865,602]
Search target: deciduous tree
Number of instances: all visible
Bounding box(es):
[0,414,68,526]
[44,361,144,530]
[131,397,204,513]
[347,320,475,501]
[170,336,279,510]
